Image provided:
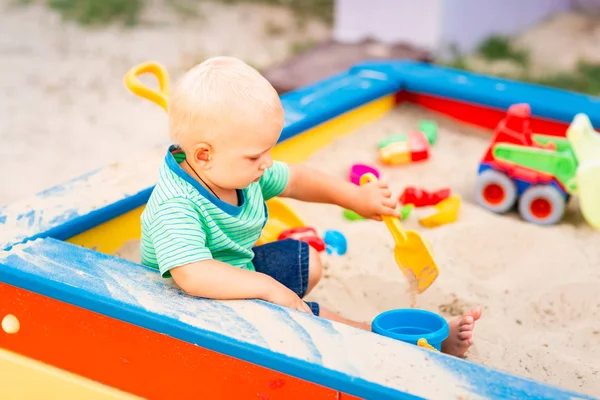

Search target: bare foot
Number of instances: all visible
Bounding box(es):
[441,307,482,357]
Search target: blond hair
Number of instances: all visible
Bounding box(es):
[169,56,282,147]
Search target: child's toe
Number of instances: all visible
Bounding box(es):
[470,307,483,320]
[459,330,473,340]
[459,323,473,332]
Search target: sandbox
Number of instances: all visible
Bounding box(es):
[1,61,599,399]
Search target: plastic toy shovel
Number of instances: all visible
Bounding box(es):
[123,61,170,111]
[360,173,439,293]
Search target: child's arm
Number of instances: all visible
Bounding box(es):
[170,260,313,313]
[280,164,400,220]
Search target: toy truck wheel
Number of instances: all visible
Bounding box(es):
[475,169,517,213]
[518,185,566,225]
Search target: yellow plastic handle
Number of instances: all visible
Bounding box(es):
[417,338,438,351]
[386,215,408,245]
[359,173,407,244]
[123,61,170,112]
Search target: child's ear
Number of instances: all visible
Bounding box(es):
[192,143,212,168]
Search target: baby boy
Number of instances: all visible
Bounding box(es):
[140,56,481,357]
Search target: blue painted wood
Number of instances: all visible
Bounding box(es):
[352,60,600,127]
[278,67,401,142]
[0,146,166,251]
[0,238,595,400]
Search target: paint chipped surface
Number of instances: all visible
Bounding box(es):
[0,238,594,400]
[0,146,165,251]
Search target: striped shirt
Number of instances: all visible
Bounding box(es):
[140,145,289,277]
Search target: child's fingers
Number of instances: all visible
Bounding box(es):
[381,203,400,217]
[382,197,397,208]
[380,188,392,198]
[300,301,312,314]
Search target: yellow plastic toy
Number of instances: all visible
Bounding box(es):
[123,61,307,244]
[418,195,461,228]
[360,173,439,293]
[566,113,600,231]
[379,141,411,165]
[123,61,170,112]
[256,199,306,245]
[417,338,438,351]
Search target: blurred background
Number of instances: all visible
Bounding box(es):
[2,0,600,205]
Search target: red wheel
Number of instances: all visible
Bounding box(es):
[475,169,517,213]
[518,185,566,225]
[483,183,506,205]
[529,198,553,219]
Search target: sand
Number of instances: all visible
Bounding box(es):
[114,104,600,397]
[0,0,329,205]
[3,1,600,397]
[288,105,600,397]
[299,106,600,396]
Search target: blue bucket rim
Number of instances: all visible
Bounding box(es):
[372,308,450,344]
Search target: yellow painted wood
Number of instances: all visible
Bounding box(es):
[0,348,142,400]
[272,95,396,163]
[66,205,145,255]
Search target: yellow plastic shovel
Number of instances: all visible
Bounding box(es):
[123,61,171,111]
[360,173,439,293]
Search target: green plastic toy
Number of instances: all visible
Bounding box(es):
[343,209,365,221]
[419,120,438,145]
[400,204,414,220]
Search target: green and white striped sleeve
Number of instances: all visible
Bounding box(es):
[259,161,290,201]
[149,198,212,277]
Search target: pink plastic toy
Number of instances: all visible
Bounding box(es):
[349,164,380,185]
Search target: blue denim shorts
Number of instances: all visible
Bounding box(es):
[252,239,320,316]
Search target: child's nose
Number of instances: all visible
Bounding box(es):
[260,154,273,170]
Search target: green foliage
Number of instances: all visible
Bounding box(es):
[47,0,144,26]
[477,35,530,67]
[289,39,317,55]
[520,61,600,95]
[443,36,600,96]
[18,0,333,27]
[219,0,334,25]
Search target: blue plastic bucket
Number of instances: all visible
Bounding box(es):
[372,309,449,351]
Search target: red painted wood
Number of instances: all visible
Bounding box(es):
[397,91,571,138]
[338,394,363,400]
[0,283,339,400]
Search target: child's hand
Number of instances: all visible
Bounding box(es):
[264,281,313,314]
[351,179,399,221]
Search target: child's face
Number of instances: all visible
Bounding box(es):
[190,110,284,190]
